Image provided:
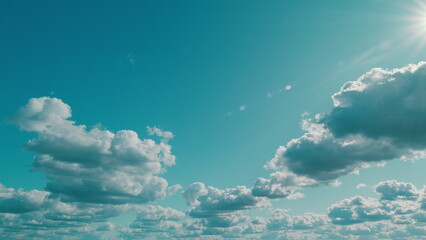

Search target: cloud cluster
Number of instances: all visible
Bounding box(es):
[182,183,267,229]
[121,205,190,239]
[328,180,424,227]
[267,62,426,186]
[0,184,121,239]
[11,97,177,204]
[3,178,423,239]
[0,183,49,214]
[328,196,392,225]
[266,210,328,231]
[163,179,424,239]
[146,126,174,143]
[182,180,424,240]
[252,171,315,199]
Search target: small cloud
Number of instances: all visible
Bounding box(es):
[147,126,174,142]
[267,84,292,98]
[301,111,310,118]
[330,180,342,187]
[279,85,292,92]
[222,105,247,119]
[167,184,183,196]
[356,183,367,189]
[375,180,420,200]
[287,192,305,200]
[127,53,136,68]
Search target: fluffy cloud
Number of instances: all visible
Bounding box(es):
[267,119,411,182]
[375,180,421,201]
[325,62,426,148]
[182,183,267,228]
[328,180,425,228]
[267,62,426,185]
[252,171,315,199]
[121,205,191,239]
[328,196,392,225]
[11,97,176,204]
[4,179,415,239]
[0,184,49,214]
[181,182,208,206]
[0,183,120,239]
[266,210,328,231]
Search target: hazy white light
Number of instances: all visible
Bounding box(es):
[401,0,426,52]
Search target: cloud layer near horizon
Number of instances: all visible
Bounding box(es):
[1,179,424,239]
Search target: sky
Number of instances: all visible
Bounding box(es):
[1,0,426,239]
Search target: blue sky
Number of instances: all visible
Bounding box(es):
[1,0,426,239]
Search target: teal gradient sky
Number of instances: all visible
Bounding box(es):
[1,1,426,238]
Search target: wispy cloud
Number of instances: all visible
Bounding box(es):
[239,105,247,111]
[266,84,292,99]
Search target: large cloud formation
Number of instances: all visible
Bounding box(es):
[4,62,426,239]
[11,97,177,204]
[266,62,426,186]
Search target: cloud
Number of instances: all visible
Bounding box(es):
[0,183,49,214]
[356,183,367,189]
[0,183,121,239]
[147,126,174,143]
[266,85,292,99]
[182,183,267,228]
[10,97,176,204]
[328,196,392,225]
[122,205,190,239]
[328,180,425,227]
[324,62,426,148]
[266,62,426,185]
[283,85,292,91]
[266,210,328,231]
[166,184,183,196]
[267,119,408,182]
[252,171,315,199]
[375,180,421,201]
[2,179,412,240]
[120,205,210,239]
[181,182,209,206]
